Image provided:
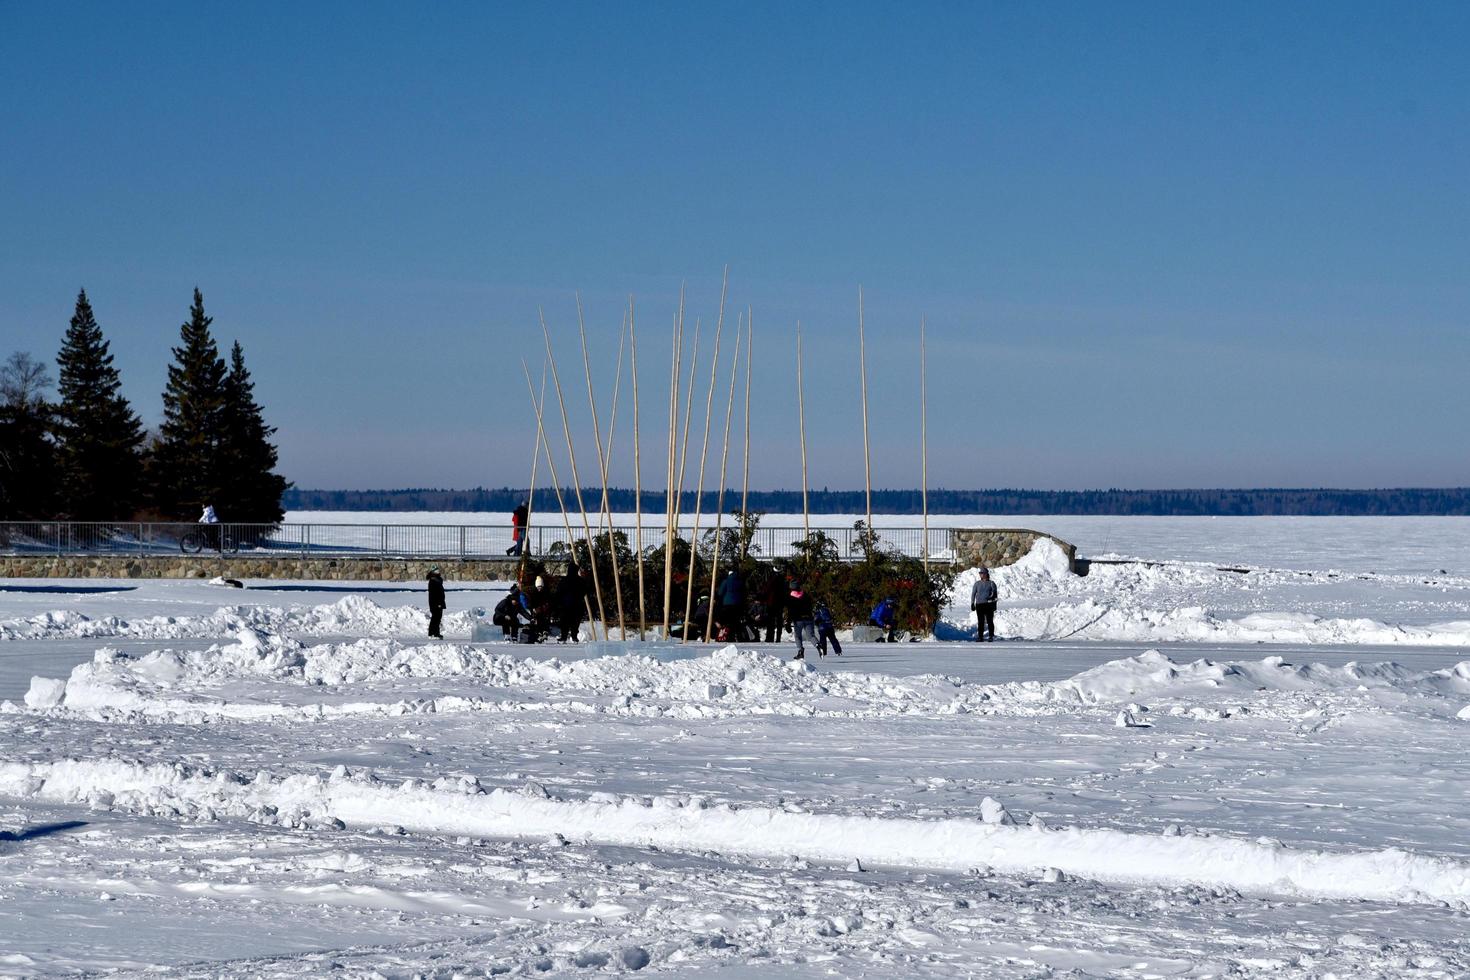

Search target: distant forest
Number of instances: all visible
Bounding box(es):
[284,486,1470,517]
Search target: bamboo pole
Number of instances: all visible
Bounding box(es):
[518,360,548,582]
[600,312,629,525]
[740,310,752,561]
[705,317,743,641]
[520,358,579,576]
[796,321,810,540]
[920,316,929,580]
[858,285,873,546]
[670,317,701,635]
[576,295,626,638]
[661,288,685,639]
[681,271,728,641]
[540,308,609,641]
[629,295,647,640]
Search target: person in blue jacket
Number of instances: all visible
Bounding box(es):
[869,596,898,643]
[714,569,747,640]
[814,599,842,656]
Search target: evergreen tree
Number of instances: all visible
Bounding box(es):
[0,352,59,519]
[150,288,228,518]
[54,290,146,518]
[218,341,289,524]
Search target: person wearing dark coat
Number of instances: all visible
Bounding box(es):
[519,575,552,642]
[715,569,747,640]
[554,563,589,643]
[493,583,524,639]
[786,583,816,660]
[970,568,999,642]
[814,600,842,656]
[869,596,898,643]
[507,501,530,556]
[760,576,786,642]
[426,567,447,639]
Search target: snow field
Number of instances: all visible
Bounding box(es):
[5,522,1470,975]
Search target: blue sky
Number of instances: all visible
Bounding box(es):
[2,1,1467,491]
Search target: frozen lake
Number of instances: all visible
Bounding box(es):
[3,515,1469,976]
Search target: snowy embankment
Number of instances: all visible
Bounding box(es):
[19,632,1470,724]
[5,756,1469,908]
[942,537,1470,645]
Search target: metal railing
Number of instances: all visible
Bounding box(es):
[0,521,957,563]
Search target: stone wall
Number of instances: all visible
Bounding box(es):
[948,528,1076,572]
[0,555,563,581]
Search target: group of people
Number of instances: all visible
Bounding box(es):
[489,562,593,643]
[427,558,1003,646]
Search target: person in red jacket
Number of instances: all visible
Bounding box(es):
[507,501,529,556]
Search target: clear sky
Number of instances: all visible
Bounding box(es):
[3,1,1467,492]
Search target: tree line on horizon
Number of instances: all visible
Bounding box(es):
[0,289,289,523]
[283,485,1470,517]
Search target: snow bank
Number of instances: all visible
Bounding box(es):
[22,634,1470,727]
[4,757,1468,907]
[0,595,470,642]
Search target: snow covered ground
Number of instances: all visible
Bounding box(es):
[2,517,1469,976]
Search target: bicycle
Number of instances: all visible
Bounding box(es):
[179,526,239,554]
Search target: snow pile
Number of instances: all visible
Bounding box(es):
[4,756,1468,907]
[0,595,474,642]
[23,635,1470,727]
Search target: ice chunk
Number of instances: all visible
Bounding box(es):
[24,676,65,709]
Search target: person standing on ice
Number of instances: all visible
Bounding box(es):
[787,581,816,660]
[715,568,746,640]
[554,561,589,643]
[970,568,998,642]
[869,596,898,643]
[760,574,787,642]
[506,500,529,556]
[426,566,447,639]
[813,598,841,656]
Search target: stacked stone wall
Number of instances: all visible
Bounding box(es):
[948,528,1076,572]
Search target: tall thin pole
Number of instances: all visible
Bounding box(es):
[518,361,548,581]
[630,296,647,640]
[600,313,629,526]
[706,318,743,641]
[681,271,728,641]
[858,285,873,542]
[577,295,626,638]
[796,321,810,540]
[662,288,685,639]
[740,309,753,561]
[670,317,701,634]
[521,359,579,577]
[920,316,930,580]
[540,309,609,640]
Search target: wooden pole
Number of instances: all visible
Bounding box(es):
[576,295,626,638]
[705,317,743,641]
[630,295,647,640]
[540,308,609,640]
[921,316,929,580]
[600,312,629,526]
[740,309,752,561]
[796,321,810,540]
[661,288,685,639]
[670,317,701,635]
[520,358,579,576]
[518,360,548,581]
[859,285,873,545]
[681,269,728,641]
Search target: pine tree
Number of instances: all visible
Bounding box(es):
[218,341,289,524]
[150,288,228,519]
[55,289,146,518]
[0,352,59,519]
